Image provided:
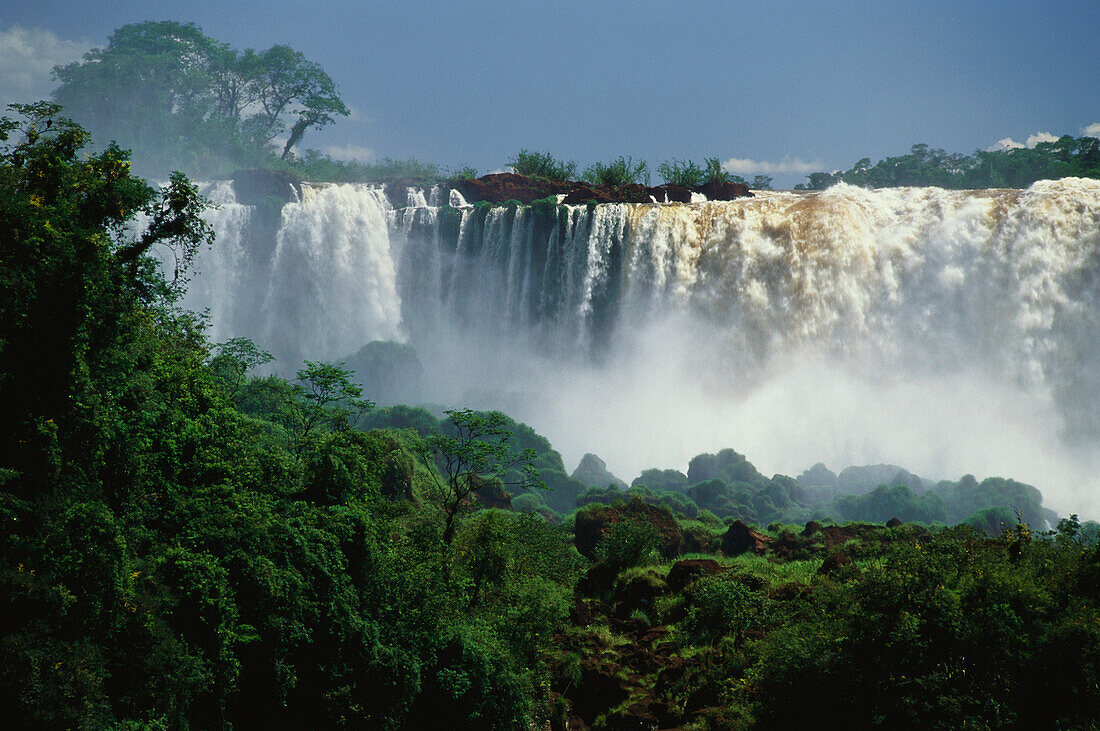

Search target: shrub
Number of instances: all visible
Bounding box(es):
[582,156,649,186]
[657,159,704,187]
[594,519,660,573]
[511,492,544,513]
[684,575,768,645]
[508,149,577,181]
[703,157,734,184]
[448,165,479,181]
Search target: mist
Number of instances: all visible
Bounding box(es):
[183,177,1100,518]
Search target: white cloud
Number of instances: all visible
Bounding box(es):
[987,131,1059,152]
[1081,122,1100,138]
[320,143,375,162]
[0,25,91,106]
[987,137,1025,152]
[1025,131,1058,147]
[722,156,822,175]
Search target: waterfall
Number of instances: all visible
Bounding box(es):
[186,177,1100,513]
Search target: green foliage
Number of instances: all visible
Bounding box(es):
[687,448,765,486]
[832,483,947,523]
[684,575,768,645]
[52,22,348,177]
[208,337,274,403]
[594,519,660,574]
[508,149,577,181]
[448,165,479,181]
[751,174,774,190]
[582,156,649,186]
[289,361,374,451]
[423,409,544,544]
[657,158,705,187]
[287,151,445,183]
[631,468,689,493]
[529,194,561,218]
[803,136,1100,190]
[703,156,735,184]
[656,157,739,187]
[4,106,1097,728]
[933,474,1046,527]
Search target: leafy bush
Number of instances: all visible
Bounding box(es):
[594,519,660,573]
[656,157,746,187]
[508,149,577,181]
[703,157,734,184]
[684,575,768,645]
[582,156,649,186]
[657,159,705,187]
[448,165,479,181]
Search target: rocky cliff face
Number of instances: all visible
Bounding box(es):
[418,171,753,205]
[571,453,628,490]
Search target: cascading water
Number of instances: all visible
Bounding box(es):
[182,177,1100,514]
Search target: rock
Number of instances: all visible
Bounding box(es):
[342,340,424,406]
[614,571,667,617]
[801,520,824,537]
[568,657,630,723]
[231,168,302,205]
[650,184,692,203]
[798,463,839,490]
[720,520,772,556]
[820,522,881,546]
[572,453,628,490]
[573,499,684,560]
[769,581,811,601]
[570,598,592,626]
[604,702,660,730]
[576,563,616,597]
[474,478,511,510]
[681,526,717,554]
[817,550,853,576]
[560,185,611,205]
[771,531,820,559]
[694,180,752,201]
[667,559,727,591]
[454,172,570,204]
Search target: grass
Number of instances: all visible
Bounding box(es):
[722,553,824,585]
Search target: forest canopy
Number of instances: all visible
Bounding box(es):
[797,137,1100,190]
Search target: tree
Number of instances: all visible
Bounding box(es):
[245,45,349,159]
[51,22,348,175]
[290,361,373,451]
[0,102,213,490]
[751,174,774,190]
[423,410,544,544]
[209,337,274,403]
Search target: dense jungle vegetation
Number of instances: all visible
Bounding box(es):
[796,138,1100,190]
[4,101,1100,730]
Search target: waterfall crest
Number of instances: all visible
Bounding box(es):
[182,178,1100,511]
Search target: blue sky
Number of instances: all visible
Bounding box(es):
[2,0,1098,186]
